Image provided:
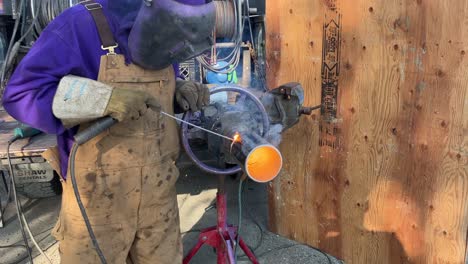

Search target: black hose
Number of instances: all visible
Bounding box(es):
[69,144,108,264]
[6,141,34,264]
[68,116,117,264]
[0,167,12,218]
[74,117,117,145]
[1,0,25,89]
[1,0,41,93]
[35,0,77,34]
[17,0,43,46]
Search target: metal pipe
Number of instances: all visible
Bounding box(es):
[227,131,283,182]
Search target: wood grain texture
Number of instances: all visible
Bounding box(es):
[266,0,468,263]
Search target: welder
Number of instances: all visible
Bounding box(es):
[2,0,210,263]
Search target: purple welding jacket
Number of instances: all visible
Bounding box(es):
[3,0,206,178]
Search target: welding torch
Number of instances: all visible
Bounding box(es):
[74,112,234,145]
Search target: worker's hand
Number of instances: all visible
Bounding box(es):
[175,80,210,112]
[105,87,161,122]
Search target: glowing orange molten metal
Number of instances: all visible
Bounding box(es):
[246,145,283,183]
[231,132,282,183]
[233,132,242,143]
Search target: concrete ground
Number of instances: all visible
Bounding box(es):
[0,154,343,264]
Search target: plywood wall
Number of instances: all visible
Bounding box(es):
[266,1,468,263]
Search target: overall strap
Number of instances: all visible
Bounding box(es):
[81,0,118,55]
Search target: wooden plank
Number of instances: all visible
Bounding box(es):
[266,0,324,248]
[267,0,468,263]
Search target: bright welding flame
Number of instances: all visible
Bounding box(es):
[230,132,242,153]
[233,132,242,143]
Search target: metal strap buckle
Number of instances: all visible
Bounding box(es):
[85,2,102,11]
[101,44,119,55]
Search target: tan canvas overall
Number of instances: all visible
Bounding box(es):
[49,3,182,263]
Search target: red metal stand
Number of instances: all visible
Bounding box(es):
[183,176,259,264]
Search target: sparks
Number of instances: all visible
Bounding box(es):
[233,132,242,143]
[230,132,242,153]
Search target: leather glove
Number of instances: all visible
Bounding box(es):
[175,80,210,112]
[105,87,161,122]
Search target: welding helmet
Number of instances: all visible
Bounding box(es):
[108,0,142,19]
[128,0,217,70]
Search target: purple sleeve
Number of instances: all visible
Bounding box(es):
[3,30,83,135]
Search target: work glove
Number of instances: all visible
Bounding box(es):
[175,80,210,112]
[105,87,161,122]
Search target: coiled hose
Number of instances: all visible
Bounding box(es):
[33,0,79,35]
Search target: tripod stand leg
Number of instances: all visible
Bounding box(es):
[183,238,206,264]
[238,238,259,264]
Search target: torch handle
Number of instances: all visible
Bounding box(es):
[74,117,118,145]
